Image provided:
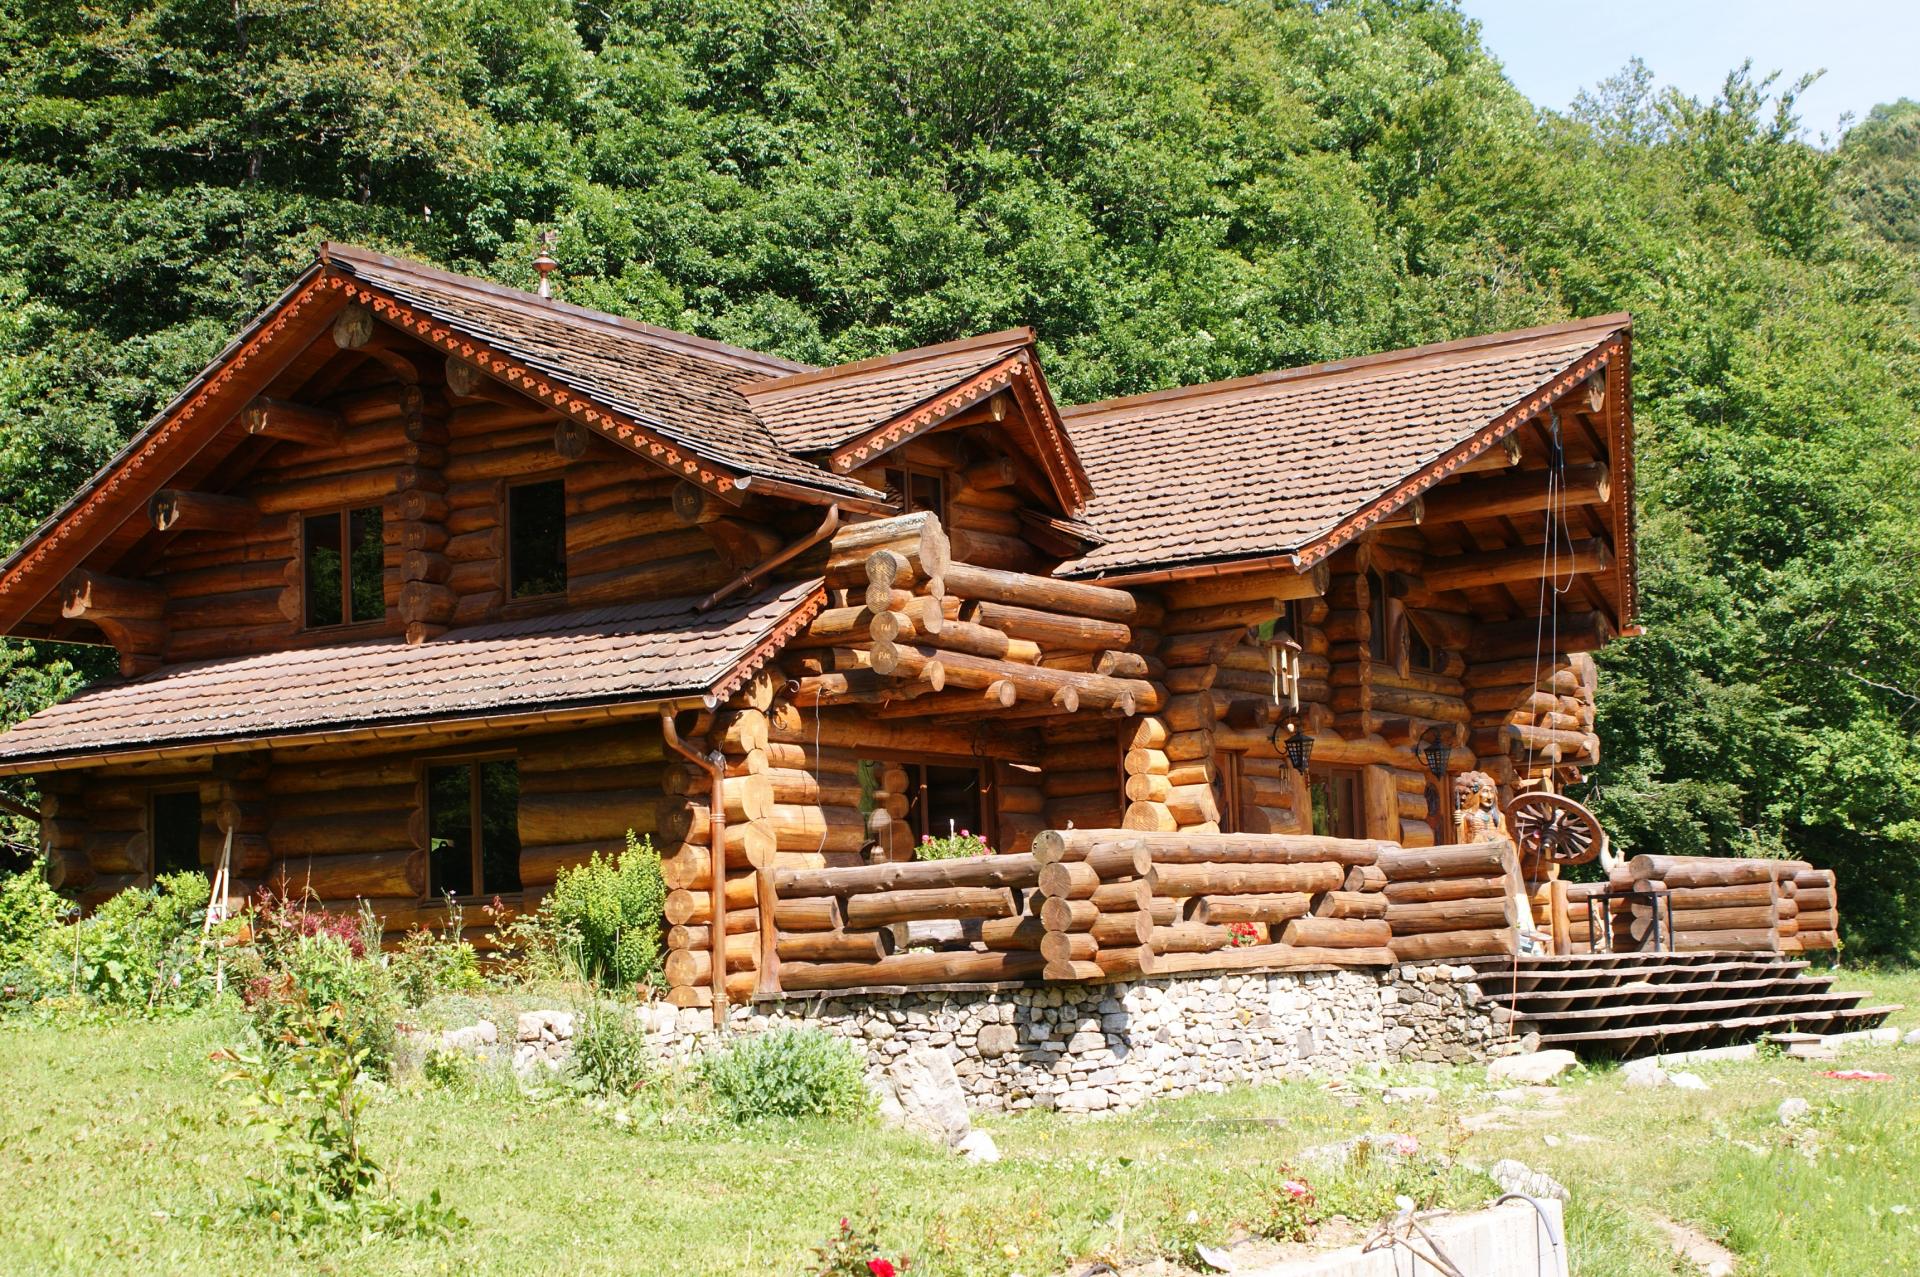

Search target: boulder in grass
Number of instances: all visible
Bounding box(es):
[886,1047,972,1147]
[1490,1157,1570,1202]
[1488,1049,1578,1085]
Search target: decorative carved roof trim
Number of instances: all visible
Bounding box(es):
[0,268,341,627]
[704,581,829,706]
[326,275,747,500]
[827,353,1091,512]
[1295,337,1620,570]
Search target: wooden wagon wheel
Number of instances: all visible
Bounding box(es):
[1506,792,1606,867]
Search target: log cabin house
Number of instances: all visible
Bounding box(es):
[1,244,1863,1045]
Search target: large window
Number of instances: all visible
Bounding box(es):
[859,759,988,851]
[507,479,567,599]
[303,506,385,627]
[1308,768,1363,839]
[426,759,521,898]
[150,789,202,878]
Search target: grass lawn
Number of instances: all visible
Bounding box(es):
[0,964,1912,1276]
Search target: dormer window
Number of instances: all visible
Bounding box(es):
[508,478,567,599]
[303,506,384,628]
[884,466,947,524]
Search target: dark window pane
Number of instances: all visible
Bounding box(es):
[427,765,474,898]
[1367,571,1388,661]
[348,506,385,623]
[478,760,521,895]
[151,791,202,877]
[1310,772,1361,839]
[509,480,567,598]
[884,468,907,506]
[303,513,343,627]
[1408,623,1435,671]
[923,764,984,842]
[909,472,944,519]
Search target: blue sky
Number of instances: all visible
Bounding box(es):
[1458,0,1919,141]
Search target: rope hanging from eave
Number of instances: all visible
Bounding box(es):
[1525,411,1578,787]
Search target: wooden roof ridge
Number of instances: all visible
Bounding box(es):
[739,327,1036,400]
[1061,323,1637,626]
[1060,313,1632,423]
[1290,331,1629,570]
[322,243,809,378]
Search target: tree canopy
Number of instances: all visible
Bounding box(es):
[1,0,1916,952]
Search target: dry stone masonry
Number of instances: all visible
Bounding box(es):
[430,963,1510,1114]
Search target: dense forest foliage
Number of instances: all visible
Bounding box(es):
[1,0,1916,952]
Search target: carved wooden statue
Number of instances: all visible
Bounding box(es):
[1453,770,1508,845]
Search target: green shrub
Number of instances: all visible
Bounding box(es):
[422,1047,479,1091]
[518,832,667,992]
[37,872,221,1013]
[567,998,657,1097]
[698,1026,873,1123]
[237,932,401,1075]
[0,864,68,1002]
[389,903,484,1006]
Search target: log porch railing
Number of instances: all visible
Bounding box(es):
[710,828,1545,1000]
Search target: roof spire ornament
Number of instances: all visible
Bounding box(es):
[533,229,559,299]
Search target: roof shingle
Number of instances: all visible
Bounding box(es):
[1056,319,1626,578]
[740,330,1035,453]
[325,246,882,500]
[0,580,820,769]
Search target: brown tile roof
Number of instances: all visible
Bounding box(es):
[0,580,822,771]
[740,330,1035,453]
[325,246,881,501]
[1055,317,1629,578]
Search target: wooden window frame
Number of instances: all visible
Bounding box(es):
[1214,751,1245,835]
[419,751,521,904]
[301,504,386,632]
[505,473,568,604]
[883,464,949,526]
[147,785,204,883]
[1308,766,1364,840]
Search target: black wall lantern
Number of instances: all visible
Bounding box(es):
[1418,726,1452,781]
[1273,720,1316,773]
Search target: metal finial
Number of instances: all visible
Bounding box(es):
[534,229,559,299]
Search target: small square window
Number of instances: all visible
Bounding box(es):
[508,480,567,598]
[884,466,947,523]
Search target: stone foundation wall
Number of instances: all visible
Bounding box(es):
[630,962,1510,1114]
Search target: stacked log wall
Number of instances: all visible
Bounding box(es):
[1613,854,1819,954]
[1378,840,1524,960]
[146,383,742,665]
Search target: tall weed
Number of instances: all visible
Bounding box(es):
[212,998,464,1245]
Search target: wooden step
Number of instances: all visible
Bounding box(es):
[1533,1002,1896,1053]
[1508,988,1872,1032]
[1494,974,1835,1015]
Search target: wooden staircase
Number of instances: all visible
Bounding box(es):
[1463,952,1900,1058]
